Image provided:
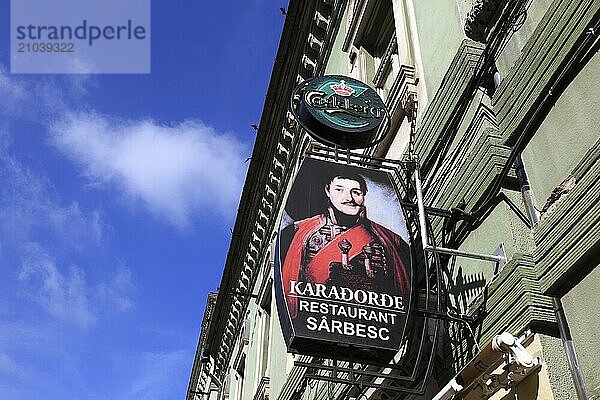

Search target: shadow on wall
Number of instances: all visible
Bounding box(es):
[449,266,487,312]
[439,266,488,376]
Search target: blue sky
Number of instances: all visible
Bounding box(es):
[0,1,286,399]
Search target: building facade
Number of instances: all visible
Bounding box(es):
[187,0,600,399]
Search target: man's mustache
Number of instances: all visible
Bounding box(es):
[341,201,360,206]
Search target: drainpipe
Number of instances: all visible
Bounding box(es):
[552,298,589,400]
[513,154,540,225]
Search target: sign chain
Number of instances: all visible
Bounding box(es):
[404,92,418,162]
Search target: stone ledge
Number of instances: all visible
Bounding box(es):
[493,0,599,145]
[467,255,556,346]
[533,139,600,293]
[415,39,485,168]
[463,140,600,344]
[428,128,514,237]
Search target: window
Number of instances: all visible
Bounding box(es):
[346,0,400,101]
[256,269,273,379]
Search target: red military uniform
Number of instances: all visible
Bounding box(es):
[282,213,410,318]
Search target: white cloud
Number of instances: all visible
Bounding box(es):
[50,112,249,227]
[0,133,104,247]
[0,66,27,113]
[0,65,68,118]
[0,353,31,377]
[0,66,247,229]
[123,350,189,400]
[15,244,136,327]
[0,321,49,352]
[0,132,134,328]
[95,266,134,312]
[18,243,96,328]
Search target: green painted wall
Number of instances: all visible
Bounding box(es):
[538,333,577,400]
[562,265,600,398]
[453,192,534,309]
[496,0,553,77]
[410,0,464,99]
[521,51,600,205]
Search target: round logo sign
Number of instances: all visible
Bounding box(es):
[296,75,387,149]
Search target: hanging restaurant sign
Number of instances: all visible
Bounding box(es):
[274,158,413,361]
[295,75,388,149]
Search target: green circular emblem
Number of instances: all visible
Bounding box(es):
[296,75,387,149]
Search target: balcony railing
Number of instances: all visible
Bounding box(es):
[252,376,270,400]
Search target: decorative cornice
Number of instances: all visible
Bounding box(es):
[440,0,600,347]
[372,35,398,87]
[493,0,600,146]
[205,0,348,381]
[342,0,368,52]
[253,376,270,400]
[428,128,513,235]
[533,138,600,294]
[426,104,499,206]
[414,39,486,174]
[369,63,417,157]
[467,254,556,347]
[186,293,218,399]
[462,138,600,347]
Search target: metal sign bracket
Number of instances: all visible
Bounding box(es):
[413,158,507,268]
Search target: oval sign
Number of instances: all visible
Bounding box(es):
[297,75,387,149]
[274,158,413,362]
